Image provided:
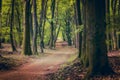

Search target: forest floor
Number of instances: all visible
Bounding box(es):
[0,43,78,80]
[0,44,120,80]
[48,51,120,80]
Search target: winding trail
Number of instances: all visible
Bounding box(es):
[0,47,77,80]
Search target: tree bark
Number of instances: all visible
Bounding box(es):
[84,0,114,78]
[39,0,45,53]
[81,0,89,67]
[15,6,22,47]
[49,0,56,49]
[65,18,72,46]
[0,0,2,48]
[106,0,112,52]
[75,0,82,58]
[118,0,120,48]
[10,0,17,51]
[111,0,118,50]
[32,0,38,54]
[22,0,32,55]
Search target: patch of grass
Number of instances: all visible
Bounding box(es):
[60,52,78,68]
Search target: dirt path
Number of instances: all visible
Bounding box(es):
[0,47,77,80]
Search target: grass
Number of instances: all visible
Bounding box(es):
[60,51,78,68]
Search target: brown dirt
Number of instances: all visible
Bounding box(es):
[0,45,77,80]
[48,50,120,80]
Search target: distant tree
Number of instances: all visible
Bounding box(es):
[75,0,82,58]
[15,1,22,47]
[111,0,118,50]
[39,0,48,53]
[22,0,32,55]
[106,0,112,51]
[32,0,38,54]
[118,0,120,48]
[10,0,17,51]
[65,10,72,46]
[49,0,56,49]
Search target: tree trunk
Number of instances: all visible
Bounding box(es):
[39,0,45,53]
[32,0,38,54]
[54,25,61,44]
[15,6,22,47]
[0,0,2,48]
[84,0,114,78]
[49,0,56,49]
[111,0,118,50]
[10,0,17,51]
[65,19,72,46]
[118,0,120,48]
[80,0,89,67]
[75,0,82,58]
[22,0,32,55]
[106,0,112,52]
[62,31,66,41]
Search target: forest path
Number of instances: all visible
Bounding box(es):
[0,47,77,80]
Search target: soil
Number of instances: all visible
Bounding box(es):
[48,50,120,80]
[0,44,77,80]
[0,43,120,80]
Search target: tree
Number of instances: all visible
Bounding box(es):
[83,0,114,78]
[81,0,88,67]
[32,0,38,54]
[39,0,48,53]
[65,10,72,46]
[75,0,82,57]
[22,0,32,55]
[118,0,120,48]
[106,0,112,51]
[15,1,23,47]
[111,0,118,50]
[49,0,56,49]
[10,0,17,51]
[0,0,2,48]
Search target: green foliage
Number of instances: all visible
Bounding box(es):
[74,25,84,34]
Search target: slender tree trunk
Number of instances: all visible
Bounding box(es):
[119,0,120,14]
[75,0,82,58]
[80,0,89,67]
[53,0,59,48]
[106,0,112,52]
[49,0,56,49]
[118,0,120,48]
[10,0,17,51]
[111,0,118,50]
[62,31,66,41]
[65,19,72,46]
[30,12,33,39]
[74,4,78,48]
[15,7,22,47]
[41,0,48,49]
[22,0,32,55]
[39,0,45,53]
[54,25,61,44]
[84,0,114,78]
[0,0,2,48]
[32,0,38,54]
